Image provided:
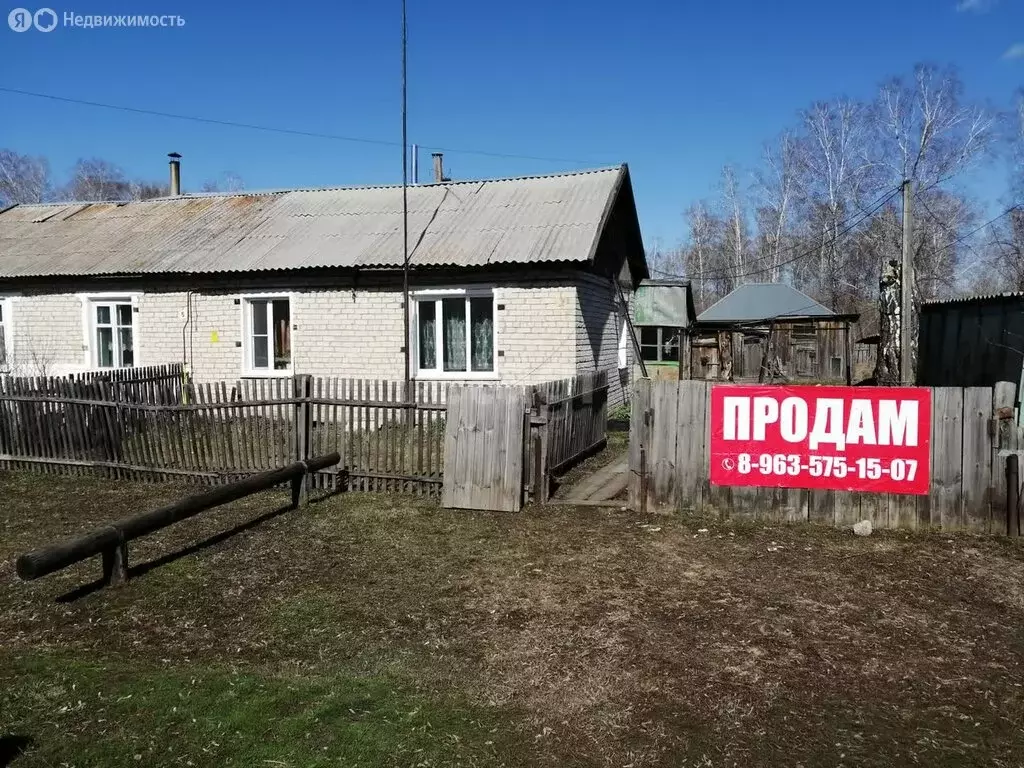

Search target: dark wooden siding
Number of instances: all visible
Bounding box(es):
[919,297,1024,392]
[689,321,852,384]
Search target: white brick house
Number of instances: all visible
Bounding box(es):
[0,165,647,405]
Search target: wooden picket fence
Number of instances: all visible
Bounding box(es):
[0,365,613,509]
[0,373,448,494]
[630,378,1020,534]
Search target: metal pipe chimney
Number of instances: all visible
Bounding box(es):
[412,144,419,185]
[432,152,444,183]
[168,152,182,196]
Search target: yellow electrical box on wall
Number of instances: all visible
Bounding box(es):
[210,330,219,343]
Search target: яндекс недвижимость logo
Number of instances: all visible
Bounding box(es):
[8,7,57,31]
[7,8,184,31]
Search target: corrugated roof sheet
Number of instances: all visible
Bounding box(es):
[922,291,1024,307]
[697,283,840,323]
[0,166,625,278]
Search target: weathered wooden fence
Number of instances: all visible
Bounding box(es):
[0,367,612,508]
[442,385,527,512]
[0,374,448,494]
[525,370,609,501]
[630,378,1021,534]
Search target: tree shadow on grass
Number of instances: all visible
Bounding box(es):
[0,736,35,767]
[54,488,342,604]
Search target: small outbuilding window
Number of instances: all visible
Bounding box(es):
[413,289,495,378]
[639,327,679,363]
[242,296,292,374]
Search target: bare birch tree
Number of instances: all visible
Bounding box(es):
[683,201,723,309]
[0,149,51,205]
[200,172,245,193]
[754,131,799,283]
[791,99,876,311]
[64,158,133,201]
[719,165,750,291]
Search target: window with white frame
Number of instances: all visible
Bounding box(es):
[0,299,10,371]
[242,297,291,373]
[415,290,494,376]
[90,299,135,368]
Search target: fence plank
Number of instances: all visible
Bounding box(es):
[442,385,465,508]
[675,380,707,513]
[931,386,965,530]
[441,385,524,512]
[649,380,679,511]
[628,379,653,513]
[961,386,993,533]
[991,381,1017,534]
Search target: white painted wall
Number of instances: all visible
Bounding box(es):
[2,278,583,388]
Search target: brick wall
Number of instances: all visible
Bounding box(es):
[3,274,579,387]
[8,294,85,376]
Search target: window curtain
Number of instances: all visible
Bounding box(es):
[443,298,467,371]
[419,301,436,370]
[470,298,493,371]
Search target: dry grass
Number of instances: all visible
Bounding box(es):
[1,470,1023,766]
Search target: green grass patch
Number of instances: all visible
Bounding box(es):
[1,652,516,768]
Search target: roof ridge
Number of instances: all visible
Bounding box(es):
[4,165,625,207]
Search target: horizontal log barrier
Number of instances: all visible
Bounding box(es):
[15,451,341,586]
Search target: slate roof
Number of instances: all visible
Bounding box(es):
[0,165,642,278]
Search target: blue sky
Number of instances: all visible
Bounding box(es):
[1,0,1022,247]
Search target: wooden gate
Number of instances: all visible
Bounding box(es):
[442,385,526,512]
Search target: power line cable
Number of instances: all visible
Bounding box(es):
[653,184,902,279]
[0,86,607,166]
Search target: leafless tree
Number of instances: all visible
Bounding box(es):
[0,149,51,205]
[754,131,799,283]
[63,158,133,201]
[791,99,876,311]
[719,165,750,291]
[200,172,245,193]
[873,65,995,191]
[683,201,723,309]
[129,181,170,200]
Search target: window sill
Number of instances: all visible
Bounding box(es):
[241,369,294,379]
[414,371,500,382]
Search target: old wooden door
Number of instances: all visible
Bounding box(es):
[442,384,526,512]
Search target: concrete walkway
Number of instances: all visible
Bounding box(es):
[559,456,629,506]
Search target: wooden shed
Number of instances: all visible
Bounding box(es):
[631,278,698,382]
[688,283,859,384]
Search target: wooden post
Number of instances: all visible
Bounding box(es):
[294,374,312,507]
[539,402,551,504]
[678,327,692,381]
[102,540,128,585]
[1008,453,1020,538]
[844,320,853,385]
[639,447,648,515]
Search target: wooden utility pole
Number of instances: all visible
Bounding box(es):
[900,179,913,385]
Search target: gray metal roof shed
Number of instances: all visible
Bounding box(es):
[697,283,858,325]
[633,278,697,328]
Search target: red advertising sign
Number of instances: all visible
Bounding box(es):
[709,385,931,495]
